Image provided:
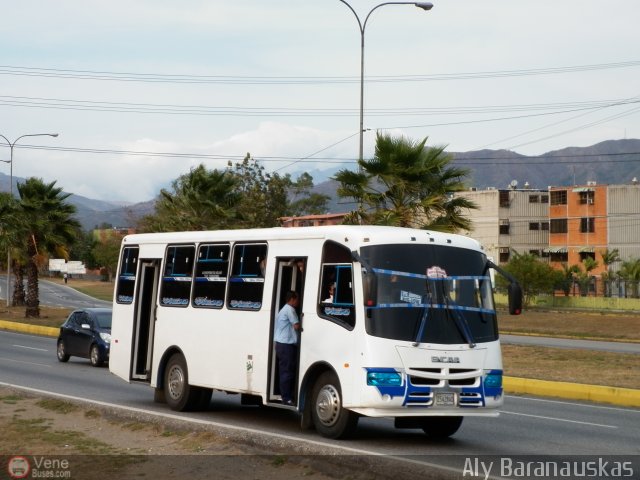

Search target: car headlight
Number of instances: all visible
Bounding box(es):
[99,332,111,344]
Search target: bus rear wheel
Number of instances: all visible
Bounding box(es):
[164,353,204,412]
[421,416,463,438]
[311,371,358,439]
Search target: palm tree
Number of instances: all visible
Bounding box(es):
[139,164,242,232]
[0,192,28,306]
[334,132,476,232]
[600,248,620,297]
[618,258,640,298]
[17,178,80,317]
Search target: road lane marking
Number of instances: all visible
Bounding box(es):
[506,395,640,413]
[12,344,48,352]
[0,357,52,368]
[501,410,617,428]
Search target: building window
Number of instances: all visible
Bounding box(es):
[529,195,539,203]
[541,222,550,231]
[550,190,567,205]
[579,251,596,261]
[579,191,595,205]
[540,194,549,204]
[550,219,568,234]
[529,222,540,231]
[529,249,540,256]
[499,248,510,263]
[499,220,510,235]
[550,252,568,262]
[499,191,510,207]
[580,217,595,233]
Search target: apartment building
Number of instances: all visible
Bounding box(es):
[459,182,640,274]
[548,182,607,275]
[456,186,550,264]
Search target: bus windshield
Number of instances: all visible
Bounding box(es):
[360,243,497,345]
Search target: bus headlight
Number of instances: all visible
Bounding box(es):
[484,372,502,388]
[367,370,402,387]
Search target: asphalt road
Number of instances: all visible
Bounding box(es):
[0,278,111,309]
[1,329,639,466]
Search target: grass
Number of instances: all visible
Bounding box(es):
[46,277,115,302]
[499,308,640,342]
[502,344,640,389]
[36,398,80,414]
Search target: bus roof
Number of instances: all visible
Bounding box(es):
[122,225,483,252]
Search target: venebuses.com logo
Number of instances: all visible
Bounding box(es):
[7,456,30,479]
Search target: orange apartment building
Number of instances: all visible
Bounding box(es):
[548,183,607,275]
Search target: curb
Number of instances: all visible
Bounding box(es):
[0,320,59,337]
[1,319,638,408]
[504,376,640,408]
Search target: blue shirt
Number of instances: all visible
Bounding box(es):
[274,303,299,344]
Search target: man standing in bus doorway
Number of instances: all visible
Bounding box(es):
[274,290,300,405]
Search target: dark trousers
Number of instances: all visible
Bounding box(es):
[275,342,297,402]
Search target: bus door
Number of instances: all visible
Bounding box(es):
[268,257,306,404]
[131,259,160,382]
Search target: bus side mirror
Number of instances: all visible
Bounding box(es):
[363,272,377,307]
[508,283,523,315]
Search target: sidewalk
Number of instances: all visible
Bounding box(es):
[1,319,639,408]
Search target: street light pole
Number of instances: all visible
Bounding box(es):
[337,1,433,164]
[0,133,59,307]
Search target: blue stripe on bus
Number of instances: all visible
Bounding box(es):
[372,268,489,281]
[367,303,494,314]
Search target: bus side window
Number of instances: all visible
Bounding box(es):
[228,243,267,310]
[317,240,355,329]
[160,245,195,307]
[116,246,138,304]
[192,244,229,309]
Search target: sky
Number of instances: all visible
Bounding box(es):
[1,0,639,203]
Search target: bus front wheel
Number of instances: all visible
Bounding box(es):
[421,416,463,438]
[164,353,201,412]
[311,371,358,439]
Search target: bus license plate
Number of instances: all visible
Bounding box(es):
[435,392,456,406]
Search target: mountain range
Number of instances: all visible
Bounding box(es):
[1,139,638,231]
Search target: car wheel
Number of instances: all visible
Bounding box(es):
[56,340,70,362]
[421,416,463,438]
[311,371,359,439]
[90,344,103,367]
[164,353,204,412]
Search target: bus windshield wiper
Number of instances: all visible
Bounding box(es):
[442,282,476,348]
[412,294,431,347]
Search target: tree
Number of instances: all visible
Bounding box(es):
[17,178,81,318]
[601,248,620,297]
[92,235,123,281]
[288,172,330,216]
[0,192,27,306]
[231,154,292,228]
[499,252,558,307]
[618,258,640,298]
[334,132,476,232]
[138,164,242,232]
[555,263,580,296]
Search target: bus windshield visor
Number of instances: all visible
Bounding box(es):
[360,244,497,345]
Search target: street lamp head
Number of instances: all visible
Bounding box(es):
[50,133,59,138]
[415,2,434,10]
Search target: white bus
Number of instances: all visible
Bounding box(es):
[109,225,521,439]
